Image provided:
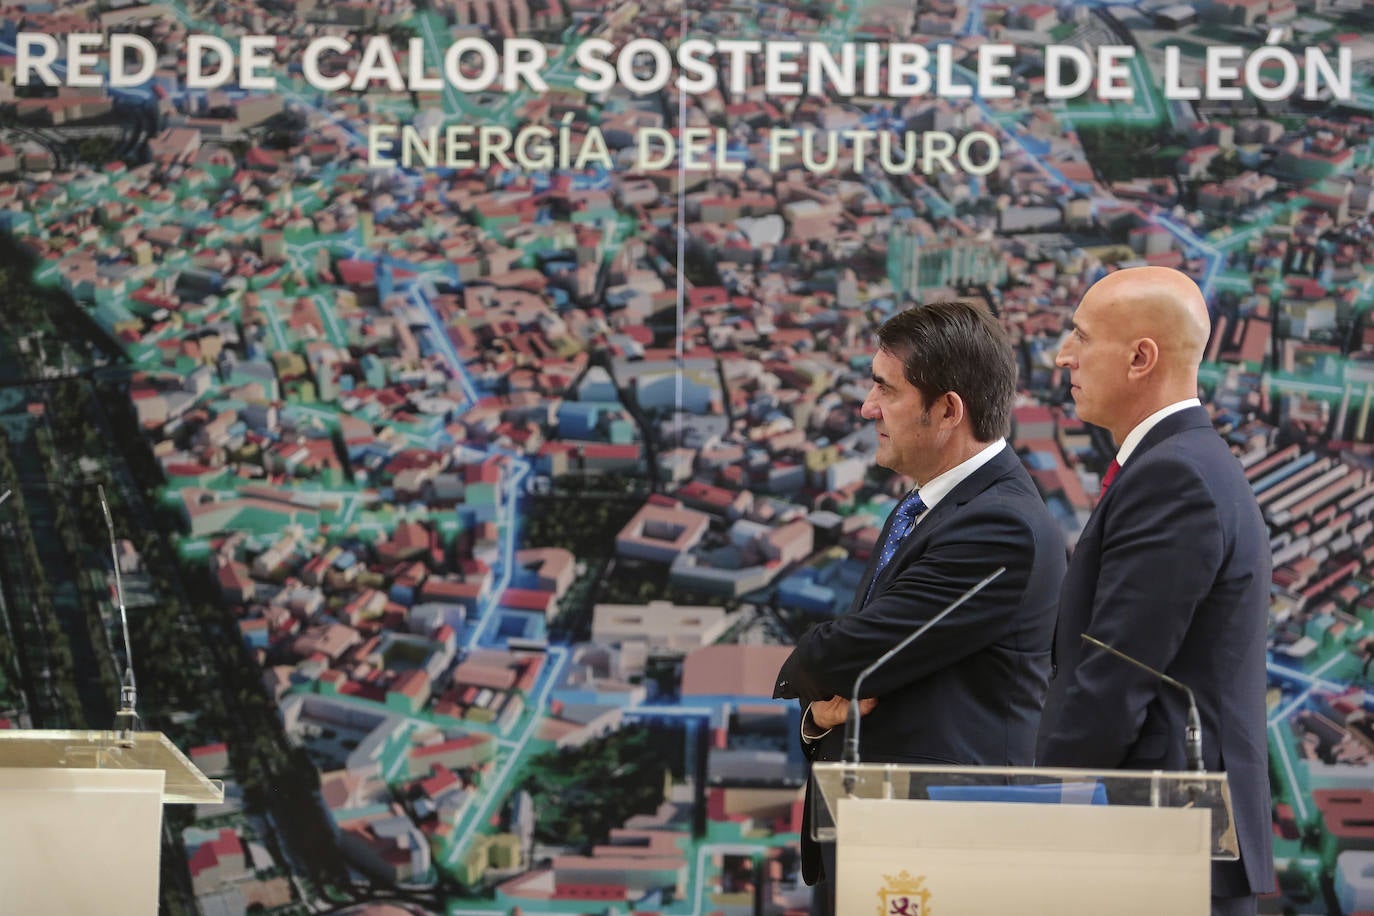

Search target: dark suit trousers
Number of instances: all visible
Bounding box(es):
[1212,895,1256,916]
[808,841,836,916]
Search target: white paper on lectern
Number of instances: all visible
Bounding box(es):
[0,767,165,916]
[836,797,1210,915]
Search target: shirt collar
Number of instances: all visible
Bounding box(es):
[1115,398,1201,466]
[917,439,1007,511]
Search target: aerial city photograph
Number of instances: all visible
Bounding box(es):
[0,0,1372,912]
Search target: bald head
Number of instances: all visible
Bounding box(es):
[1083,267,1210,372]
[1057,267,1212,443]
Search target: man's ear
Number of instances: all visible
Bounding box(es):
[938,390,966,429]
[1128,337,1160,378]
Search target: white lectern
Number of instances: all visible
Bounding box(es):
[0,730,224,916]
[812,762,1236,915]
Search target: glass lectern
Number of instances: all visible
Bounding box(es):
[812,762,1230,915]
[0,730,224,916]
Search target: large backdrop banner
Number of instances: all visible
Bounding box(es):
[0,0,1370,913]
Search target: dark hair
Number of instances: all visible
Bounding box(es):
[876,301,1016,442]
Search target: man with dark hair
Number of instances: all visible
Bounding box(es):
[1036,267,1273,915]
[874,302,1015,443]
[774,301,1065,913]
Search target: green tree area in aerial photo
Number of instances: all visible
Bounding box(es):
[516,725,687,849]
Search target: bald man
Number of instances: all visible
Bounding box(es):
[1036,267,1274,915]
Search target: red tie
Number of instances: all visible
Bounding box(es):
[1099,459,1121,497]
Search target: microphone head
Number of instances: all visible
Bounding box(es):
[98,484,115,532]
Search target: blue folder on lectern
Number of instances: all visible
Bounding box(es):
[926,780,1108,805]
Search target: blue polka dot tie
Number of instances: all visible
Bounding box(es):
[864,490,928,604]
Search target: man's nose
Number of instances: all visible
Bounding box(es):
[1055,339,1074,368]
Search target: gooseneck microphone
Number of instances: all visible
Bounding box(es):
[1081,633,1204,773]
[99,485,140,741]
[842,567,1006,792]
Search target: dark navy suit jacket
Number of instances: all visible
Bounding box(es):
[1036,406,1274,899]
[774,445,1065,885]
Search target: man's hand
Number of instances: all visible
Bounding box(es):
[810,695,878,731]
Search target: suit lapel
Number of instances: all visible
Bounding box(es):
[851,446,1017,611]
[919,446,1016,529]
[1084,406,1212,524]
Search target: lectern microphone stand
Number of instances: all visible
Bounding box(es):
[0,729,224,915]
